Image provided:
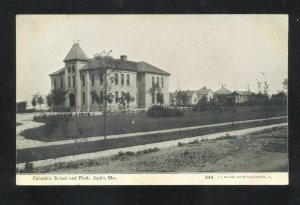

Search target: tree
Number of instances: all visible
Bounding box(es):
[46,93,54,111]
[283,78,288,94]
[37,95,44,110]
[105,93,114,111]
[51,89,67,111]
[16,101,27,113]
[175,90,188,106]
[31,94,38,110]
[92,50,121,140]
[157,93,164,105]
[118,92,135,111]
[263,81,269,119]
[91,90,115,112]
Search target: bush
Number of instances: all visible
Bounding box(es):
[147,105,184,117]
[188,139,199,144]
[215,134,237,140]
[24,162,34,172]
[178,142,185,146]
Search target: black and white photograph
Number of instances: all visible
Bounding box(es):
[16,14,288,185]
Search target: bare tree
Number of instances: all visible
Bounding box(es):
[283,78,288,94]
[92,50,121,140]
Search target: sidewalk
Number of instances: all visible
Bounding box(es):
[16,114,287,149]
[16,123,287,170]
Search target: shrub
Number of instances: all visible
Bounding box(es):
[215,134,237,140]
[147,105,184,117]
[188,139,199,144]
[178,142,185,146]
[24,162,34,172]
[125,151,135,156]
[118,151,125,157]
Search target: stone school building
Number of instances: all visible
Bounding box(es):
[49,43,170,112]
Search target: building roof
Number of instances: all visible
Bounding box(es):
[64,43,88,62]
[232,90,254,96]
[80,58,170,76]
[197,86,213,95]
[49,67,65,76]
[214,86,232,95]
[181,90,196,97]
[51,43,170,77]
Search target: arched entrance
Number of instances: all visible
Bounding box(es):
[69,93,75,107]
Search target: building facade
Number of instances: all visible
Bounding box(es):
[196,86,214,102]
[231,90,254,104]
[49,43,170,112]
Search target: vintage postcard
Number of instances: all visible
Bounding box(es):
[16,14,288,185]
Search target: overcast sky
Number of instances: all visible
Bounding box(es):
[17,14,288,103]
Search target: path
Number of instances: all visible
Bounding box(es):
[16,113,287,149]
[16,123,287,170]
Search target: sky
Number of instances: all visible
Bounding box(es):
[16,14,288,103]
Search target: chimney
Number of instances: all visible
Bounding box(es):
[120,55,127,61]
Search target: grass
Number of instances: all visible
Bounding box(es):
[30,126,288,173]
[21,105,287,142]
[16,118,286,163]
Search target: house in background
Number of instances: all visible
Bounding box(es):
[49,42,170,112]
[183,90,198,105]
[214,85,232,102]
[169,90,198,105]
[169,92,177,106]
[231,90,254,104]
[196,86,214,102]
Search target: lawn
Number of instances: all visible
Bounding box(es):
[17,118,286,163]
[32,125,288,173]
[21,105,287,142]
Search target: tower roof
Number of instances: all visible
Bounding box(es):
[63,43,88,62]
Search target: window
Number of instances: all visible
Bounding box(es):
[82,75,85,87]
[72,65,75,73]
[115,73,118,85]
[121,74,124,85]
[126,74,130,86]
[161,77,164,88]
[121,91,125,98]
[68,66,71,73]
[91,74,95,86]
[100,73,103,85]
[82,92,85,105]
[92,92,95,104]
[152,93,155,103]
[61,77,63,89]
[72,76,75,87]
[54,79,57,89]
[152,77,155,87]
[100,91,103,104]
[68,76,71,87]
[156,77,159,87]
[115,91,119,103]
